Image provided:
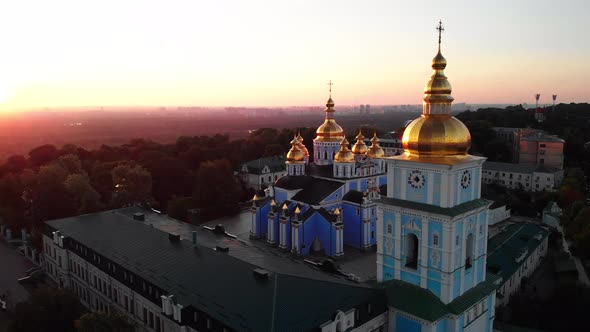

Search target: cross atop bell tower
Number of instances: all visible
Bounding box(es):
[436,20,444,50]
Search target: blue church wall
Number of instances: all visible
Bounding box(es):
[395,314,421,332]
[383,265,394,281]
[459,170,473,203]
[427,278,442,297]
[270,214,280,243]
[477,257,485,283]
[400,270,420,286]
[453,270,461,299]
[383,210,395,234]
[394,168,402,198]
[428,220,443,246]
[360,179,368,192]
[464,264,474,290]
[369,215,377,246]
[257,203,271,237]
[457,314,465,332]
[342,203,362,248]
[349,181,358,191]
[406,176,428,203]
[432,172,441,206]
[287,218,293,249]
[474,168,480,199]
[300,213,337,257]
[383,255,394,268]
[435,319,446,332]
[427,269,441,283]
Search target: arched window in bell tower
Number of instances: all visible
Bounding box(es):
[465,233,474,269]
[405,233,418,269]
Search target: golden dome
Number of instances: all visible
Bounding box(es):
[351,131,368,155]
[334,138,354,162]
[297,132,309,156]
[315,96,344,142]
[286,136,305,162]
[366,133,385,158]
[402,115,471,156]
[402,22,471,158]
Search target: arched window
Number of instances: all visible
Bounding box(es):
[433,233,439,247]
[405,233,418,269]
[465,233,474,269]
[387,224,392,234]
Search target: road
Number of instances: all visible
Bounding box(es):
[0,240,34,312]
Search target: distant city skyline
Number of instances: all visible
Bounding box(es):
[0,0,588,111]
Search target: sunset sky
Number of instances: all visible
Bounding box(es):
[0,0,587,110]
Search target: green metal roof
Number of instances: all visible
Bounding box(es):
[376,198,492,218]
[486,223,550,288]
[380,279,449,322]
[45,208,383,332]
[447,280,497,315]
[378,279,496,322]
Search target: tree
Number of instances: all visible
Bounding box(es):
[193,159,241,217]
[2,154,28,174]
[32,164,73,223]
[56,154,83,175]
[9,287,84,332]
[111,164,153,207]
[64,173,101,214]
[28,144,59,168]
[76,312,134,332]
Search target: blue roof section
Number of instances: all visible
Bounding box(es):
[486,223,550,287]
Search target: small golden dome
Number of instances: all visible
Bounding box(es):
[333,207,340,215]
[297,132,309,156]
[402,115,471,156]
[351,131,368,155]
[334,138,354,162]
[315,95,344,142]
[366,133,385,158]
[286,136,305,162]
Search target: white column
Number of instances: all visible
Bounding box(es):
[427,171,434,204]
[394,211,402,279]
[400,168,407,200]
[420,220,429,288]
[441,172,450,207]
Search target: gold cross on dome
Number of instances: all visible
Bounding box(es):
[327,80,334,96]
[436,20,445,46]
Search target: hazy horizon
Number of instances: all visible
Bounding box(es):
[0,0,588,111]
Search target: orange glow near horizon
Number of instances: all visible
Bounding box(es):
[0,0,588,111]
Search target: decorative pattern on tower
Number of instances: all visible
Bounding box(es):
[402,21,471,157]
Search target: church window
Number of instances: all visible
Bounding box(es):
[405,233,418,269]
[371,231,374,239]
[387,224,392,234]
[356,208,360,216]
[433,234,439,247]
[479,224,483,235]
[455,235,459,246]
[465,233,474,269]
[367,303,372,314]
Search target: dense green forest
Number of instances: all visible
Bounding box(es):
[0,127,321,243]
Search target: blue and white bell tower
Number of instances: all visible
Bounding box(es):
[376,21,496,332]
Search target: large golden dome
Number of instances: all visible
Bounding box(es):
[402,22,471,158]
[315,97,345,142]
[334,137,354,162]
[402,115,471,156]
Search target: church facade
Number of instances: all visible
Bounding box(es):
[375,23,496,332]
[249,93,388,257]
[249,22,497,332]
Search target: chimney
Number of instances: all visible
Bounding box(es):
[253,268,270,280]
[133,212,145,221]
[216,245,229,252]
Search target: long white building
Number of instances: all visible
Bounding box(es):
[482,161,564,192]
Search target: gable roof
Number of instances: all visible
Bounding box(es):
[241,156,286,174]
[291,179,343,205]
[300,207,338,224]
[274,175,315,190]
